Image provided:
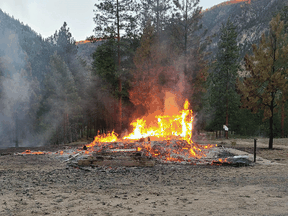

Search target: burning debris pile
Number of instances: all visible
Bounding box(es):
[15,99,252,167]
[80,99,217,165]
[82,139,215,166]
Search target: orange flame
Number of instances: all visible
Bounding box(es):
[123,99,193,144]
[87,131,118,148]
[85,98,217,161]
[21,150,46,155]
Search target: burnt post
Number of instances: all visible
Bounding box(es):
[254,139,257,162]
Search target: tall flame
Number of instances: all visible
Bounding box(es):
[123,99,193,144]
[85,98,216,161]
[86,131,118,148]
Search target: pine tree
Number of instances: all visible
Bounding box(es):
[209,18,240,138]
[168,0,209,124]
[237,14,288,149]
[170,0,202,59]
[53,22,77,65]
[43,52,79,144]
[94,0,139,132]
[129,20,159,113]
[130,19,181,116]
[139,0,174,37]
[279,6,288,33]
[279,6,288,137]
[92,40,118,91]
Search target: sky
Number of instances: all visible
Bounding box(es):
[0,0,224,41]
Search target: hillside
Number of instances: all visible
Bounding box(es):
[201,0,286,60]
[76,40,103,68]
[0,9,54,83]
[76,0,287,66]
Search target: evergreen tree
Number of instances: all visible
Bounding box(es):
[170,0,210,122]
[237,14,288,149]
[94,0,140,132]
[130,20,180,117]
[53,22,77,65]
[43,52,79,144]
[278,6,288,137]
[279,6,288,33]
[170,0,202,59]
[92,40,118,91]
[129,20,159,113]
[209,18,240,138]
[139,0,174,37]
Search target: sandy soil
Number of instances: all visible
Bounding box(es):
[0,138,288,216]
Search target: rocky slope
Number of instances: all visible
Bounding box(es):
[201,0,286,59]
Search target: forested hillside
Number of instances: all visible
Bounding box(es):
[0,0,287,149]
[0,9,90,148]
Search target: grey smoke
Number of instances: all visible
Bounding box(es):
[0,29,33,148]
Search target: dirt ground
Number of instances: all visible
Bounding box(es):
[0,138,288,216]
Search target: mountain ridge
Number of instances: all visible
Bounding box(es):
[201,0,286,60]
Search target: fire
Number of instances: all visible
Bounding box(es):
[123,99,193,144]
[211,158,231,165]
[18,150,67,156]
[86,131,118,148]
[21,150,46,155]
[86,98,217,162]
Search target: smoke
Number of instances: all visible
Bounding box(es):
[0,29,36,148]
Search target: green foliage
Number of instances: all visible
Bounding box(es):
[52,22,77,64]
[170,0,202,55]
[133,20,156,71]
[140,0,174,36]
[168,0,209,117]
[279,6,288,33]
[41,52,80,140]
[208,17,240,131]
[94,0,140,39]
[238,14,288,148]
[92,40,118,90]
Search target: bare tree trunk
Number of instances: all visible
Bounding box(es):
[67,113,72,143]
[269,115,273,149]
[119,79,122,132]
[117,0,122,133]
[89,120,91,139]
[63,113,66,144]
[86,119,89,140]
[156,0,159,36]
[281,96,285,138]
[225,70,229,139]
[94,120,96,137]
[225,98,229,139]
[269,100,274,149]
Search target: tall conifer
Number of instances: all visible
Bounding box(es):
[209,18,240,138]
[238,14,288,148]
